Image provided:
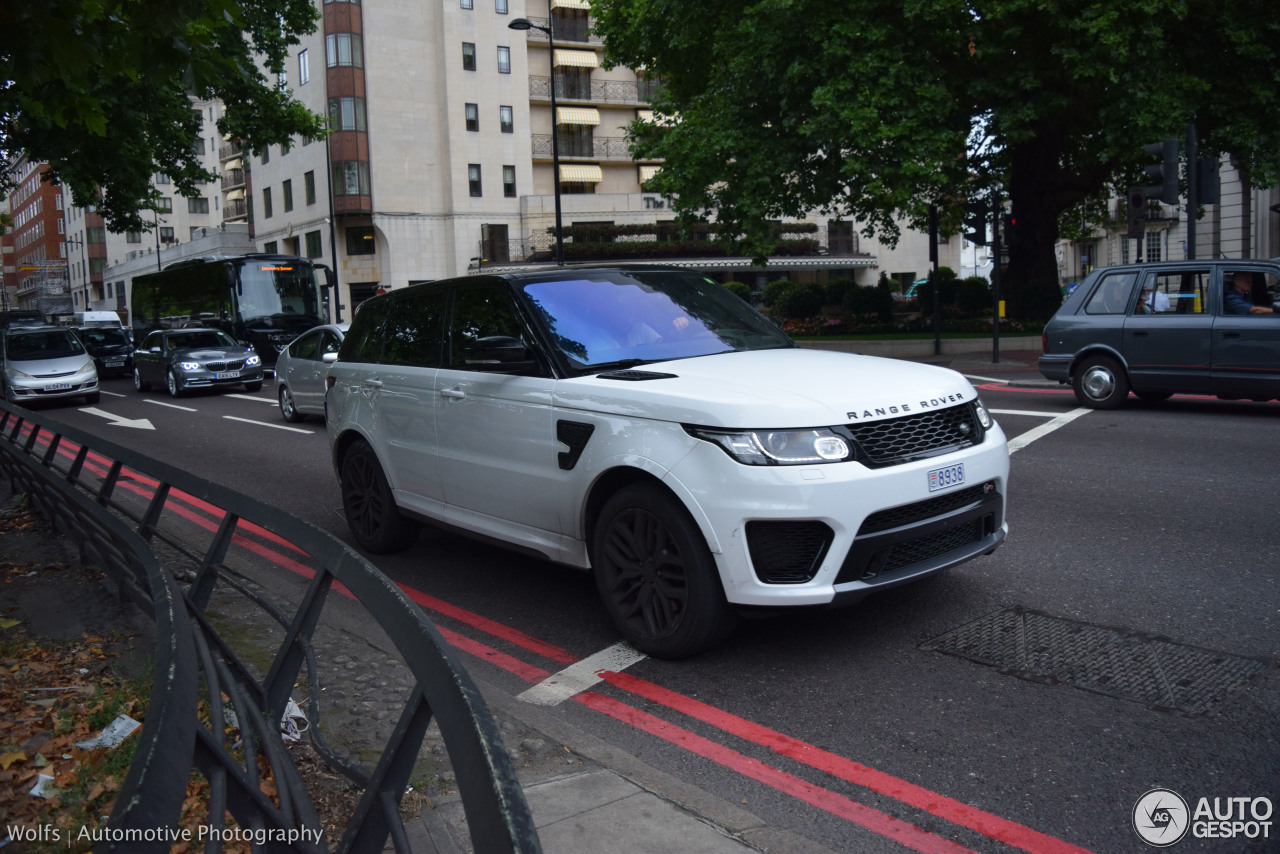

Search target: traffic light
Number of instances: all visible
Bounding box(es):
[1002,214,1019,248]
[1143,137,1180,204]
[1126,187,1147,239]
[964,201,988,246]
[1196,158,1220,205]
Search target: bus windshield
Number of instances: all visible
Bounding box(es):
[235,262,323,333]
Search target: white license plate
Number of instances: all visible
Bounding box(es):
[928,463,965,492]
[44,383,72,391]
[215,371,239,380]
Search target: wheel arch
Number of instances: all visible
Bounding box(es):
[582,466,724,567]
[1068,344,1129,382]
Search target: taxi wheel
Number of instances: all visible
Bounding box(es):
[340,439,419,554]
[592,483,738,659]
[1073,355,1129,409]
[133,367,151,392]
[279,385,303,422]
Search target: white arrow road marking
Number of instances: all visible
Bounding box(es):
[518,641,647,707]
[226,394,275,404]
[144,399,199,412]
[78,408,155,430]
[222,415,313,434]
[1007,407,1091,454]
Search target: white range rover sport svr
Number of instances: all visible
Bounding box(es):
[326,266,1009,658]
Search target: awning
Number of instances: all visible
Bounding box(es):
[639,165,661,182]
[553,49,599,68]
[556,106,600,126]
[224,158,243,171]
[226,189,245,201]
[550,0,591,9]
[559,164,603,183]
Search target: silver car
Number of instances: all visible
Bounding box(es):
[1,325,100,406]
[275,323,348,422]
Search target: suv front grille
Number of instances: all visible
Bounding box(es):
[859,483,991,535]
[844,403,981,468]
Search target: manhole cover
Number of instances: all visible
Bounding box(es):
[921,607,1275,716]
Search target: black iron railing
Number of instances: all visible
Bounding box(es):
[0,403,540,854]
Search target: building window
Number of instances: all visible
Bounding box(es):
[468,164,482,197]
[461,0,473,7]
[503,165,516,198]
[496,0,508,12]
[262,187,273,218]
[304,171,316,205]
[261,147,270,164]
[328,97,367,131]
[497,45,511,74]
[126,231,142,244]
[192,137,206,155]
[155,173,171,185]
[264,241,279,254]
[462,42,476,71]
[346,226,375,255]
[190,226,205,240]
[299,49,310,84]
[500,105,513,133]
[283,180,294,212]
[305,230,323,258]
[156,197,173,213]
[333,161,371,196]
[160,226,175,242]
[465,103,479,132]
[188,197,210,214]
[326,33,364,68]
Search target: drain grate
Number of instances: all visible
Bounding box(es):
[921,607,1276,716]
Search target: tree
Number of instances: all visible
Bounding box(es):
[0,0,326,233]
[592,0,1280,319]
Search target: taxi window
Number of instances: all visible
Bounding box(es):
[1145,270,1208,315]
[1084,272,1137,315]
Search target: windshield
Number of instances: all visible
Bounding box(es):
[520,270,793,372]
[168,330,239,350]
[235,261,323,332]
[77,328,131,348]
[6,330,86,361]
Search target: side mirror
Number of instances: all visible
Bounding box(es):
[322,351,339,364]
[469,335,539,372]
[150,346,162,353]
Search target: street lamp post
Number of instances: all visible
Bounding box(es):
[508,17,564,266]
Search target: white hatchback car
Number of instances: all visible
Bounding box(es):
[326,266,1009,657]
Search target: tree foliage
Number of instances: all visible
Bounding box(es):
[593,0,1280,319]
[0,0,326,232]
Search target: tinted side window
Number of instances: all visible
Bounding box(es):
[338,296,393,363]
[448,285,529,369]
[383,289,447,367]
[291,331,320,360]
[1084,272,1137,315]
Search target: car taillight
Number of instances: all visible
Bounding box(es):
[1041,333,1048,354]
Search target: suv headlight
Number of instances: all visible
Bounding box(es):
[686,426,852,465]
[972,396,993,429]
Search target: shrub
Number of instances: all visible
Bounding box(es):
[722,281,753,302]
[842,283,895,321]
[760,279,794,308]
[957,276,991,313]
[773,282,826,319]
[823,278,856,305]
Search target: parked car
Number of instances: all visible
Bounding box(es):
[1,325,100,406]
[326,266,1009,658]
[74,325,135,378]
[275,323,349,422]
[1039,259,1280,408]
[132,328,264,397]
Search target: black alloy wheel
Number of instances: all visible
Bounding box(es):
[339,439,419,553]
[592,483,738,659]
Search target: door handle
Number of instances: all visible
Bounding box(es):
[1222,331,1242,339]
[441,386,467,400]
[1131,331,1149,337]
[363,378,384,388]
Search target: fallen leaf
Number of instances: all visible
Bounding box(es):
[1,751,27,769]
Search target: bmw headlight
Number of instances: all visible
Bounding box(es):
[179,361,201,371]
[686,426,852,465]
[245,354,261,367]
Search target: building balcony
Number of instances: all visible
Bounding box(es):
[531,135,637,160]
[221,169,246,191]
[223,199,248,222]
[521,16,601,46]
[219,141,244,161]
[529,76,658,105]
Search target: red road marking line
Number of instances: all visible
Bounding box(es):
[600,671,1093,854]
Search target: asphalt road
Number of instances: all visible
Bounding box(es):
[31,369,1280,853]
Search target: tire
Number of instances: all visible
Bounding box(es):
[278,385,303,422]
[243,380,263,393]
[1072,355,1129,409]
[133,367,151,392]
[339,439,419,553]
[592,483,738,659]
[166,369,184,398]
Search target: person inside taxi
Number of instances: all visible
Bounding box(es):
[1224,271,1275,315]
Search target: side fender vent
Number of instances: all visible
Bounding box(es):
[556,420,596,470]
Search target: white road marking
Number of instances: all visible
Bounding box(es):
[990,408,1061,418]
[226,393,274,404]
[963,374,1015,384]
[518,641,647,707]
[101,390,128,398]
[222,415,312,434]
[78,408,155,430]
[144,399,198,412]
[1007,407,1091,454]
